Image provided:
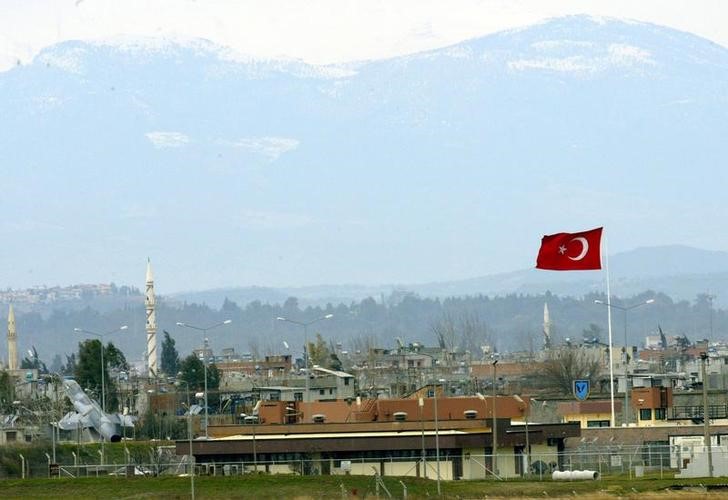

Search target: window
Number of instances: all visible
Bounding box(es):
[294,392,303,401]
[6,431,16,442]
[640,409,652,420]
[344,378,350,386]
[586,420,610,428]
[320,389,325,395]
[654,408,666,420]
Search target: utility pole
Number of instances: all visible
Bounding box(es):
[701,352,713,478]
[492,359,498,476]
[594,298,654,426]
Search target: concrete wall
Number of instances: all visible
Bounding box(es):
[460,442,562,480]
[383,461,419,477]
[462,448,488,479]
[529,443,558,468]
[342,459,453,479]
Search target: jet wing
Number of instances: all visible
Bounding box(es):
[58,410,92,430]
[116,414,137,427]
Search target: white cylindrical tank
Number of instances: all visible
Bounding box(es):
[552,470,600,480]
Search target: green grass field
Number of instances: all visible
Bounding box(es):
[3,474,728,499]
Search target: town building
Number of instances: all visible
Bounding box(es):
[176,395,580,479]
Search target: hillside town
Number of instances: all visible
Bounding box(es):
[0,284,137,306]
[2,279,727,481]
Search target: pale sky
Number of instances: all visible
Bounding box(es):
[1,0,727,72]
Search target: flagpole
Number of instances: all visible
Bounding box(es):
[605,235,616,428]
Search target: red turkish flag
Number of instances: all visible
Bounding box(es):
[536,227,603,270]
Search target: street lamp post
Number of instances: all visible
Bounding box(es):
[477,358,499,477]
[276,314,333,419]
[177,378,195,500]
[594,299,654,426]
[409,350,442,495]
[176,320,232,439]
[418,397,425,478]
[73,325,128,414]
[433,378,444,496]
[513,395,529,476]
[43,373,61,465]
[492,359,497,476]
[700,352,714,478]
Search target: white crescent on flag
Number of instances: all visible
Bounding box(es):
[568,237,589,261]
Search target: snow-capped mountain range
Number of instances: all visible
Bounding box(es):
[1,16,727,295]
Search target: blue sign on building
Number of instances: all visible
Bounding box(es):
[573,379,590,401]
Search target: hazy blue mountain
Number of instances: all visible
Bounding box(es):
[168,245,728,308]
[1,16,727,293]
[7,244,728,362]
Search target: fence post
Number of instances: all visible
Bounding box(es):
[629,452,632,479]
[598,451,602,478]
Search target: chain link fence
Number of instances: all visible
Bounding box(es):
[4,444,727,480]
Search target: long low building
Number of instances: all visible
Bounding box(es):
[176,396,580,479]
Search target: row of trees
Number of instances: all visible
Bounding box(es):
[2,290,723,396]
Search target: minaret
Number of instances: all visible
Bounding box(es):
[543,302,552,350]
[145,259,158,377]
[7,304,18,371]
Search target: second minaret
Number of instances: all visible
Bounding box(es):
[145,259,157,377]
[7,304,17,371]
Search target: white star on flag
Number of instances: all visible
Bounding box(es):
[558,245,567,255]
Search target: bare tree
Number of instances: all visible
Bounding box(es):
[262,338,278,357]
[458,312,490,354]
[541,347,602,395]
[431,312,458,352]
[248,337,261,360]
[350,334,377,356]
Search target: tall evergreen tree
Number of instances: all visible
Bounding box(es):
[307,333,331,368]
[161,330,180,376]
[75,339,104,403]
[74,340,127,411]
[178,354,221,410]
[0,371,15,412]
